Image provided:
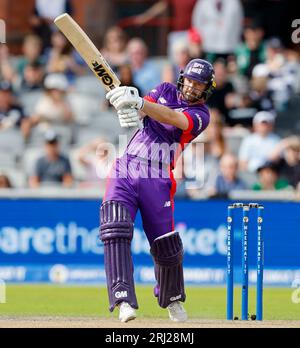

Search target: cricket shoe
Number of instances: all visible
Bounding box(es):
[167,301,188,322]
[118,302,137,323]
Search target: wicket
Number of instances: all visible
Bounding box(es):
[226,202,264,321]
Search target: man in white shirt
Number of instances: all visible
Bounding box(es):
[239,111,280,172]
[192,0,243,58]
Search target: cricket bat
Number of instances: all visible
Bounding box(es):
[54,13,120,91]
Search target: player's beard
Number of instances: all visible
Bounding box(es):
[182,87,203,103]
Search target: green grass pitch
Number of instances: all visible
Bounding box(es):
[0,285,299,320]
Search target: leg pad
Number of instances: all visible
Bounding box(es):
[100,201,138,311]
[150,232,186,308]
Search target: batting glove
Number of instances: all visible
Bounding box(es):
[117,108,139,128]
[106,86,144,111]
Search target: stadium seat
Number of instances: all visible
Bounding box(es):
[19,91,44,116]
[76,127,109,146]
[68,92,102,125]
[239,171,258,188]
[27,125,75,149]
[22,147,43,177]
[224,127,250,157]
[74,75,105,98]
[89,111,124,141]
[68,148,87,181]
[0,151,16,168]
[0,128,24,156]
[1,168,26,188]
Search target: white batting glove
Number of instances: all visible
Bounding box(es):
[106,86,144,111]
[117,108,139,128]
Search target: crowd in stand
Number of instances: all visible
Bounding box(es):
[0,0,300,199]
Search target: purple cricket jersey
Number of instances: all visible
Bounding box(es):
[103,82,210,244]
[126,82,210,166]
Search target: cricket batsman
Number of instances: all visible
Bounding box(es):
[100,59,216,322]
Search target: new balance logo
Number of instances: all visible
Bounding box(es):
[115,291,128,299]
[170,294,182,301]
[158,97,167,104]
[164,201,171,207]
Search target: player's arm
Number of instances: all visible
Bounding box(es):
[106,86,190,130]
[141,99,189,130]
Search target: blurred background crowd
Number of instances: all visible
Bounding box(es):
[0,0,299,199]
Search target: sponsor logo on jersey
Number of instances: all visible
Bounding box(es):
[164,201,171,208]
[158,97,167,104]
[195,113,202,131]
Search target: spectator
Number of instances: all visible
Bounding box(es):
[252,38,298,111]
[16,35,44,78]
[209,153,247,197]
[76,138,114,189]
[118,64,141,94]
[127,0,168,26]
[29,73,74,130]
[0,81,29,140]
[225,65,274,127]
[187,27,204,60]
[128,0,197,58]
[101,26,129,73]
[183,133,220,199]
[0,173,12,188]
[0,45,16,84]
[30,0,73,50]
[205,108,226,159]
[18,61,45,93]
[252,161,290,191]
[226,54,249,93]
[235,21,266,78]
[207,59,235,125]
[162,40,191,84]
[45,31,86,84]
[270,136,300,189]
[284,46,300,94]
[192,0,243,61]
[127,38,161,96]
[239,111,280,172]
[249,67,274,112]
[29,130,73,188]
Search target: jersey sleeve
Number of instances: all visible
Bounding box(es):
[182,108,210,137]
[143,83,169,103]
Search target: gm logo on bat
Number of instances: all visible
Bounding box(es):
[92,61,115,89]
